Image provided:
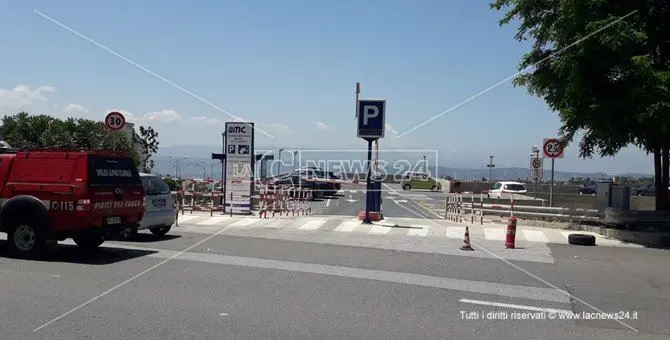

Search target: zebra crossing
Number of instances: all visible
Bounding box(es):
[173,213,639,247]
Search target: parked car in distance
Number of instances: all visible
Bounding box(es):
[634,183,655,196]
[118,173,175,240]
[632,183,670,197]
[578,178,613,195]
[487,181,527,199]
[578,184,597,195]
[400,171,442,191]
[271,174,323,198]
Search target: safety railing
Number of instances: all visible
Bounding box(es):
[169,183,314,218]
[445,193,604,224]
[257,184,313,218]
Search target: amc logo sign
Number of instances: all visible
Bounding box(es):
[227,125,248,134]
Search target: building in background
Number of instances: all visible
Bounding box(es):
[120,122,148,161]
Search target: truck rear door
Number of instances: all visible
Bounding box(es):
[86,155,144,226]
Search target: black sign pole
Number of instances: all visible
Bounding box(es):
[222,131,227,215]
[363,138,374,224]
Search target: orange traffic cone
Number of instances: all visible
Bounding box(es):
[460,226,474,251]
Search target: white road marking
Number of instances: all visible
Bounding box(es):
[175,215,199,223]
[350,190,358,193]
[484,228,507,241]
[459,299,572,315]
[298,219,327,230]
[229,218,258,227]
[263,219,291,228]
[522,230,549,243]
[102,244,570,303]
[446,226,465,239]
[333,221,360,232]
[325,199,331,207]
[197,217,229,225]
[407,225,429,237]
[32,221,236,332]
[369,225,392,235]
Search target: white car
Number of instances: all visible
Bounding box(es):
[487,181,527,199]
[118,173,176,239]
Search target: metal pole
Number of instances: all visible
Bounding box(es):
[549,158,555,207]
[222,132,227,214]
[355,82,360,119]
[363,139,373,224]
[488,155,494,182]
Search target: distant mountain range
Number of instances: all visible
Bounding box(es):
[152,145,652,180]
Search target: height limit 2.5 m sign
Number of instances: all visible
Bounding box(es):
[543,138,564,158]
[357,99,386,140]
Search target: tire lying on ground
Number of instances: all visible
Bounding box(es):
[567,233,596,246]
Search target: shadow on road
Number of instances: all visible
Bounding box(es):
[0,241,157,265]
[376,223,423,230]
[123,234,182,243]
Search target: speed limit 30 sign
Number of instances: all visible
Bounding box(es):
[530,157,543,179]
[105,111,126,131]
[542,138,564,158]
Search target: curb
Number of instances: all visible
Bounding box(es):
[567,224,670,248]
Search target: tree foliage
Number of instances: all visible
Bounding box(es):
[491,0,670,210]
[133,125,160,173]
[0,112,160,170]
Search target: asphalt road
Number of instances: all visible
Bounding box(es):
[0,218,668,339]
[311,183,447,219]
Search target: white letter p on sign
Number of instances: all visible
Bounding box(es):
[363,105,379,125]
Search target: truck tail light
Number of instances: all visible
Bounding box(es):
[76,199,91,212]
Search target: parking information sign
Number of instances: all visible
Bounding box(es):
[530,157,543,180]
[357,99,386,140]
[224,122,255,213]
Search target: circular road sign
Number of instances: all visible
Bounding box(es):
[105,111,126,131]
[531,158,542,169]
[543,138,564,158]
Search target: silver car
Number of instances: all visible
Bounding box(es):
[118,173,176,239]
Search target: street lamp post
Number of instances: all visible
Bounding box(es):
[487,155,495,182]
[531,146,540,198]
[208,162,218,180]
[276,148,284,176]
[422,154,427,173]
[293,150,299,170]
[169,155,190,178]
[192,162,206,180]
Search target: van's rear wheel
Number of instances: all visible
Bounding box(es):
[73,233,105,250]
[8,221,46,258]
[149,226,171,236]
[403,184,411,190]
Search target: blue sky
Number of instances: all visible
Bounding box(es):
[0,0,652,174]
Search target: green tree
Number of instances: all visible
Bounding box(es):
[490,1,670,210]
[0,112,140,165]
[133,125,160,173]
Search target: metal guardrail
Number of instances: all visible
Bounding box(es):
[445,193,604,223]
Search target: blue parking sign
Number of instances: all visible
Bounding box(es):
[357,99,386,140]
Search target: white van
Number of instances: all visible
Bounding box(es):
[118,173,175,239]
[487,181,528,199]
